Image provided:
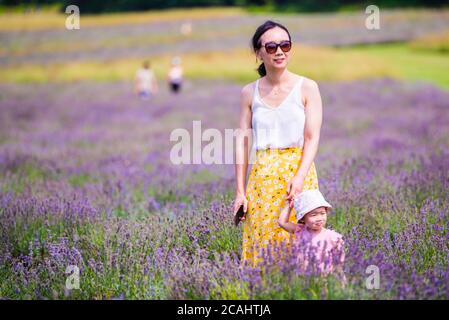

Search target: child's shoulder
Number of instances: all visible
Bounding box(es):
[324,228,344,242]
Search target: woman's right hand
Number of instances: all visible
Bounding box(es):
[233,192,248,221]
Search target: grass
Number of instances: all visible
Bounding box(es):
[408,29,449,54]
[0,44,395,83]
[339,42,449,89]
[208,225,242,254]
[1,163,55,195]
[68,173,94,188]
[2,41,448,89]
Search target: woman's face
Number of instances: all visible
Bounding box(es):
[303,207,327,231]
[257,26,291,70]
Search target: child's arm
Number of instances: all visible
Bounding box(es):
[278,204,298,233]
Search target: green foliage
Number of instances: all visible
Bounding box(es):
[208,225,242,253]
[68,173,93,187]
[209,279,250,299]
[1,0,447,14]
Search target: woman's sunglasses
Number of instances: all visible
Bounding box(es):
[263,40,292,54]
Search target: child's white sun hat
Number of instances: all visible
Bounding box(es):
[293,189,332,222]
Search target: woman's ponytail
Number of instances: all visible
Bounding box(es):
[257,62,266,77]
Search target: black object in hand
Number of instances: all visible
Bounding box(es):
[234,205,246,226]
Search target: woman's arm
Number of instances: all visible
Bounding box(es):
[278,205,298,233]
[286,79,323,204]
[296,79,323,180]
[233,84,252,213]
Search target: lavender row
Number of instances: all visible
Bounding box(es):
[2,9,449,65]
[0,77,448,298]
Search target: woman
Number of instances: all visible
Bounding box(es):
[234,20,323,267]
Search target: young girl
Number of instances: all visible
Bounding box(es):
[134,61,158,100]
[167,56,183,94]
[278,189,345,275]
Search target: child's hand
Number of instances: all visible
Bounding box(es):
[286,176,304,207]
[295,223,305,233]
[287,197,295,209]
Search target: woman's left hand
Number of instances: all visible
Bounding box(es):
[286,175,304,208]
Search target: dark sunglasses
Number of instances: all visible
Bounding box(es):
[263,40,292,54]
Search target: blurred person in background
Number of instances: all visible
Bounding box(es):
[167,56,183,94]
[134,60,158,100]
[180,21,193,36]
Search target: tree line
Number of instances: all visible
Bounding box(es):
[1,0,447,14]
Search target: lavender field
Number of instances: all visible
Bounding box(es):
[1,7,449,300]
[3,9,449,66]
[1,77,448,299]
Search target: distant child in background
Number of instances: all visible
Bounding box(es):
[278,189,345,276]
[135,61,158,100]
[180,21,193,36]
[167,56,183,94]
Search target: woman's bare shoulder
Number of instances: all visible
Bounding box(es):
[241,80,258,96]
[301,76,319,93]
[240,80,258,107]
[301,77,320,97]
[299,76,320,106]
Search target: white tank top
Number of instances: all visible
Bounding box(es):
[251,76,306,150]
[136,68,154,91]
[168,66,183,83]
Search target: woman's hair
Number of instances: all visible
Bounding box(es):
[251,20,292,77]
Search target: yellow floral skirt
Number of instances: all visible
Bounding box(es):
[241,147,319,267]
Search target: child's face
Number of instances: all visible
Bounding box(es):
[303,207,327,231]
